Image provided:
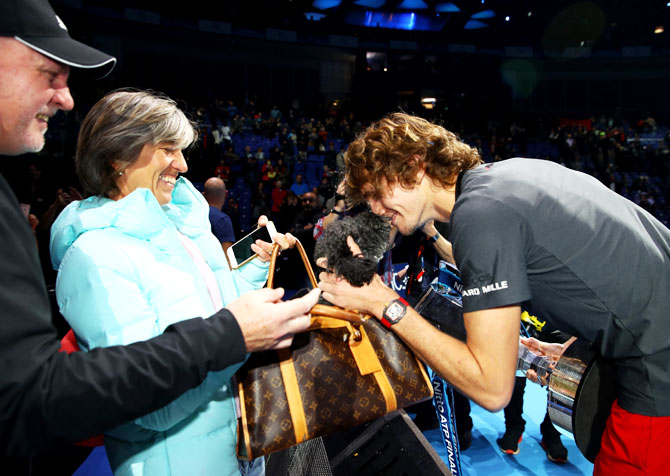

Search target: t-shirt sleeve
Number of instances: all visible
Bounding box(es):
[210,211,236,243]
[451,197,532,313]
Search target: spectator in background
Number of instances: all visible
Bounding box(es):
[278,191,299,233]
[255,146,264,161]
[336,146,347,174]
[290,192,325,246]
[324,142,338,170]
[214,158,230,183]
[252,181,271,224]
[203,177,236,253]
[269,104,282,121]
[261,159,276,190]
[271,179,288,225]
[244,155,259,186]
[288,191,326,287]
[220,122,232,149]
[275,157,290,185]
[312,186,326,211]
[242,145,254,159]
[290,173,309,196]
[317,176,334,207]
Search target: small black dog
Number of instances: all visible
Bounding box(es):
[314,210,391,287]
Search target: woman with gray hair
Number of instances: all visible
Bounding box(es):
[50,90,288,476]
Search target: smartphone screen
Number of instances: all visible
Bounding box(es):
[20,203,31,218]
[226,223,276,269]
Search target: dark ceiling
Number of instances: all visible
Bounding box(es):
[55,1,670,51]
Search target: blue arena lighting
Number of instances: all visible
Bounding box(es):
[397,0,428,9]
[354,0,386,8]
[312,0,341,9]
[471,9,496,20]
[304,12,327,20]
[435,2,460,13]
[464,19,488,29]
[347,9,447,30]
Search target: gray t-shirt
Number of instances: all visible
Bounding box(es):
[449,158,670,416]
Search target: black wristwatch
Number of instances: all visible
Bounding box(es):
[380,297,409,329]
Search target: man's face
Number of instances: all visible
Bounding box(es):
[364,177,427,236]
[0,39,74,155]
[301,193,317,210]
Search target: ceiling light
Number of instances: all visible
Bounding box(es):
[464,20,488,30]
[435,2,460,13]
[304,12,326,20]
[471,10,496,20]
[312,0,341,8]
[421,97,436,110]
[354,0,385,8]
[655,25,664,34]
[397,0,428,9]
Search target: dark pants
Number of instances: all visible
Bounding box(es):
[503,376,561,438]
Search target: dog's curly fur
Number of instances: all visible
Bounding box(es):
[314,210,391,287]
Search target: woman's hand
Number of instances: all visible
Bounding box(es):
[251,215,298,262]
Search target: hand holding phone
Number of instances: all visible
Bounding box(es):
[226,221,278,269]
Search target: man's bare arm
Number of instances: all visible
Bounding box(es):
[318,271,519,411]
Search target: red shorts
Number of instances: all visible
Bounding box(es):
[594,399,670,476]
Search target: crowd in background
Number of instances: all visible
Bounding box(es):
[4,93,670,293]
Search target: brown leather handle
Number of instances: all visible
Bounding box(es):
[266,239,369,325]
[310,304,368,324]
[267,240,317,289]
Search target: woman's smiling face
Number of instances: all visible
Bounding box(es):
[115,143,187,205]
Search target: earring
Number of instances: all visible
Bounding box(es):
[118,171,124,176]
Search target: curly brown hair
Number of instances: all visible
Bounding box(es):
[344,112,482,203]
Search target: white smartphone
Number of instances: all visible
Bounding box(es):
[226,222,278,269]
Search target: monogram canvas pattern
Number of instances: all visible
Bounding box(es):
[236,315,433,459]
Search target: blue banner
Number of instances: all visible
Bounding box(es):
[431,372,463,476]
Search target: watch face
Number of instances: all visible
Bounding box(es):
[386,301,405,321]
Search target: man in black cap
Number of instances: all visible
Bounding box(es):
[0,0,319,461]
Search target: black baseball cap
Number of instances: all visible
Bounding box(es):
[0,0,116,78]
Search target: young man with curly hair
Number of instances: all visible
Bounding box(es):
[318,112,670,476]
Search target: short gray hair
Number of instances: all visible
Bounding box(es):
[76,89,197,198]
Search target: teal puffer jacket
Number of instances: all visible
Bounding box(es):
[50,178,268,476]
